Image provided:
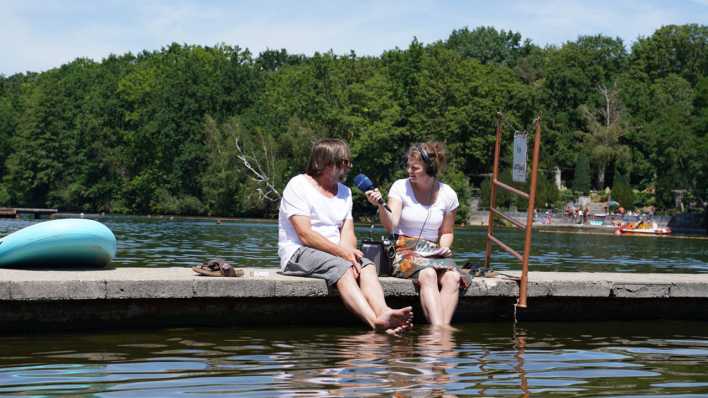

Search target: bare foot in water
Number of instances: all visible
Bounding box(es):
[386,320,415,336]
[432,324,460,332]
[374,306,414,335]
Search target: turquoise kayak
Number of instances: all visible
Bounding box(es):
[0,219,117,267]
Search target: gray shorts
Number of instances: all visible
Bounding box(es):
[281,247,374,287]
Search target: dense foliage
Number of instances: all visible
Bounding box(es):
[0,25,706,219]
[572,152,592,195]
[611,171,635,210]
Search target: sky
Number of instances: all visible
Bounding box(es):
[1,0,706,76]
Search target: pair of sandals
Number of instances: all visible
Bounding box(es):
[192,258,244,277]
[462,262,497,278]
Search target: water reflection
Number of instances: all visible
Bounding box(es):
[322,327,463,397]
[513,326,530,398]
[407,327,461,397]
[285,326,529,397]
[1,322,708,396]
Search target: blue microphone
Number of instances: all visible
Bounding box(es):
[354,174,392,212]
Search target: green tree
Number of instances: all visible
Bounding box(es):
[444,26,529,67]
[576,83,631,189]
[543,35,628,120]
[539,35,628,177]
[572,152,591,194]
[631,24,708,86]
[3,61,100,209]
[479,169,513,209]
[0,24,705,217]
[536,172,560,209]
[0,78,18,203]
[611,171,635,209]
[201,115,316,217]
[256,48,305,71]
[646,75,698,208]
[693,77,708,208]
[116,43,260,213]
[622,26,706,208]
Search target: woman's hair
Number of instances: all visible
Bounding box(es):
[305,138,352,177]
[406,141,447,177]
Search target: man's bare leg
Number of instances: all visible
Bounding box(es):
[359,265,413,332]
[373,307,414,334]
[336,268,379,329]
[338,267,413,333]
[358,265,391,314]
[418,268,445,326]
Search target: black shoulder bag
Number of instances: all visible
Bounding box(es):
[360,235,396,276]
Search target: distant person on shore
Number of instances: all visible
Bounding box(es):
[365,142,470,328]
[278,138,413,335]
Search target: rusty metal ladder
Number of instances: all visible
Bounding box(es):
[484,113,542,308]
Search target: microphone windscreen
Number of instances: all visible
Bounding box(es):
[353,174,374,191]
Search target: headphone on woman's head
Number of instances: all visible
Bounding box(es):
[416,144,437,177]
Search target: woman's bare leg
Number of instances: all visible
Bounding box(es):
[440,270,461,325]
[418,268,444,326]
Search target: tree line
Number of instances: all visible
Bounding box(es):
[0,24,706,221]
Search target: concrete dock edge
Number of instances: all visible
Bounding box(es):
[1,267,707,332]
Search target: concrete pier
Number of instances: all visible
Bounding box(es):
[1,267,707,332]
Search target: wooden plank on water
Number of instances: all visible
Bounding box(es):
[0,207,58,219]
[0,208,18,217]
[15,208,58,214]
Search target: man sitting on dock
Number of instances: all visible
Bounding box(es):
[278,138,413,335]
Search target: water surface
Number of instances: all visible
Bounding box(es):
[3,216,706,273]
[2,217,708,396]
[1,322,707,397]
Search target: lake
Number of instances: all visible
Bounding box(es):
[1,216,708,397]
[5,215,704,272]
[1,322,708,397]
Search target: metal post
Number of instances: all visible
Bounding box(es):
[485,113,503,268]
[518,116,542,308]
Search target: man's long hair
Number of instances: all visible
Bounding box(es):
[305,139,351,177]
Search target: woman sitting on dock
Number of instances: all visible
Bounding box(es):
[365,142,470,328]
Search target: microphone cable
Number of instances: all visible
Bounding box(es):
[413,178,437,252]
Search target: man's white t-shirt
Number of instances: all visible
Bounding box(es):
[278,174,353,270]
[388,178,459,242]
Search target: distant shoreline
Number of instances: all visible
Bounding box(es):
[4,212,700,237]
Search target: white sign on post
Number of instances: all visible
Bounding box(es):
[512,132,528,183]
